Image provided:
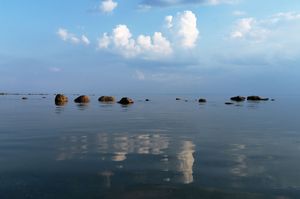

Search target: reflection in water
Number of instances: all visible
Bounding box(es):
[177,141,195,184]
[76,103,89,111]
[57,133,196,185]
[230,144,248,177]
[57,133,169,161]
[98,171,114,188]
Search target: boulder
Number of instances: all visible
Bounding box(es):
[74,95,90,103]
[98,96,115,103]
[145,99,150,102]
[22,97,28,100]
[118,97,134,105]
[247,96,269,101]
[176,98,181,101]
[198,98,207,103]
[55,94,68,103]
[225,102,234,105]
[230,96,246,102]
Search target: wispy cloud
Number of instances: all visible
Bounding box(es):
[140,0,238,8]
[57,28,90,45]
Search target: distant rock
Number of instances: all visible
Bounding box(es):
[74,95,90,103]
[118,97,134,105]
[247,96,269,101]
[230,96,246,102]
[225,102,234,105]
[145,99,150,102]
[176,98,181,101]
[98,96,115,103]
[22,97,28,100]
[55,94,68,106]
[55,94,68,103]
[198,98,207,103]
[271,99,275,101]
[42,97,46,99]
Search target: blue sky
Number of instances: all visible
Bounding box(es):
[1,0,300,95]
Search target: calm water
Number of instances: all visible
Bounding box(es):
[0,94,300,199]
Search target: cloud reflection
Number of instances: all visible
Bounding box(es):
[177,141,195,184]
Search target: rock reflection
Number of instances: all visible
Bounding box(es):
[177,141,195,184]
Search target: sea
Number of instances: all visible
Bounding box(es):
[0,94,299,199]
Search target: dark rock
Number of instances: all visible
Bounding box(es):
[74,95,90,103]
[230,96,246,102]
[42,97,46,99]
[198,98,207,103]
[55,94,68,103]
[247,96,269,101]
[98,96,115,103]
[118,97,134,105]
[225,102,234,105]
[22,97,28,100]
[176,98,181,101]
[271,99,275,101]
[145,99,150,101]
[185,100,188,102]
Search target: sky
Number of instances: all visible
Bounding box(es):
[1,0,300,95]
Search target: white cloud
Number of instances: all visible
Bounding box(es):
[98,24,172,59]
[233,10,246,16]
[231,18,256,39]
[165,15,173,29]
[231,12,300,42]
[167,10,199,48]
[57,28,90,45]
[81,35,90,45]
[100,0,118,13]
[207,0,238,5]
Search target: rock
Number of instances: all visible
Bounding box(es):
[98,96,115,103]
[225,102,234,105]
[145,99,150,101]
[42,97,46,99]
[22,97,28,100]
[247,96,269,101]
[271,99,275,101]
[185,100,188,102]
[55,94,68,103]
[176,98,181,100]
[118,97,134,105]
[74,95,90,103]
[198,98,207,103]
[230,96,246,102]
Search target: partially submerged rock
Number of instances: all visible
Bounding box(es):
[22,97,28,100]
[55,94,68,106]
[74,95,90,103]
[225,102,234,105]
[198,98,207,103]
[118,97,134,105]
[247,96,269,101]
[176,98,181,101]
[145,99,150,102]
[55,94,68,103]
[230,96,246,102]
[98,96,115,103]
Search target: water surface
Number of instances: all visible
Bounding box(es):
[0,94,300,199]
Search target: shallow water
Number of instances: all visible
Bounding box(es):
[0,94,300,199]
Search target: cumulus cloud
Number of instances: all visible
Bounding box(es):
[140,0,238,7]
[57,28,90,45]
[98,24,172,59]
[100,0,118,13]
[167,11,199,48]
[97,10,198,59]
